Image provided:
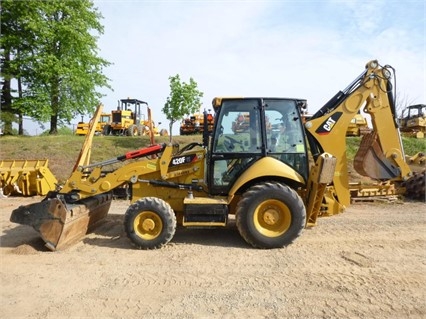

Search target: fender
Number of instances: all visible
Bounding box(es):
[228,156,305,197]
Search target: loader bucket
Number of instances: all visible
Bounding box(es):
[0,159,58,196]
[10,192,113,251]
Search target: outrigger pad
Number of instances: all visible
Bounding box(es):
[10,192,113,251]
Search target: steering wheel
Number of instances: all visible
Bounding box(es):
[224,136,244,152]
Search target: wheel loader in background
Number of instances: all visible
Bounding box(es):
[10,60,417,251]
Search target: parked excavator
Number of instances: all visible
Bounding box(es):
[10,60,418,251]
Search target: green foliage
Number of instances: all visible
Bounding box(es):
[0,135,197,182]
[162,74,203,139]
[39,126,74,136]
[0,0,112,135]
[401,137,426,155]
[346,136,425,158]
[0,134,423,184]
[345,137,362,159]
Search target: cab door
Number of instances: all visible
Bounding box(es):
[208,98,263,195]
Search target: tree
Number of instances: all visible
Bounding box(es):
[0,0,111,135]
[162,74,203,141]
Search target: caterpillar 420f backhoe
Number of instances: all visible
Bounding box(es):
[11,60,412,251]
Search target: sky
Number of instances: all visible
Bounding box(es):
[22,0,426,135]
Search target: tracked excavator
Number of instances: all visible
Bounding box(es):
[11,60,415,251]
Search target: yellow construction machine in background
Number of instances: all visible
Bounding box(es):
[180,111,214,135]
[346,113,371,136]
[102,98,168,138]
[398,104,426,138]
[75,113,111,136]
[75,99,168,139]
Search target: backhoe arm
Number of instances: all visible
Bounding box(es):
[305,60,411,209]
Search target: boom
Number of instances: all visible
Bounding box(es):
[305,60,411,210]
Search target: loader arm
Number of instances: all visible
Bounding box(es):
[305,60,411,209]
[62,144,167,198]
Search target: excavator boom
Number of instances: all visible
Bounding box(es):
[305,60,411,209]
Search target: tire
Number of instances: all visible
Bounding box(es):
[102,124,112,136]
[236,182,306,249]
[124,197,176,249]
[127,125,138,136]
[136,125,146,136]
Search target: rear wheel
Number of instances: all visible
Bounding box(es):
[102,124,112,135]
[236,182,306,248]
[124,197,176,249]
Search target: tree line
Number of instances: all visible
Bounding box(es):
[1,0,111,135]
[1,0,204,137]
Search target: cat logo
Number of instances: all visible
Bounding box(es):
[316,112,343,135]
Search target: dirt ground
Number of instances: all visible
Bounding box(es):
[0,196,425,319]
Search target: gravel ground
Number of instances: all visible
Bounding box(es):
[1,197,425,319]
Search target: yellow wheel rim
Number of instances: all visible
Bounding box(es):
[133,211,163,240]
[253,199,291,237]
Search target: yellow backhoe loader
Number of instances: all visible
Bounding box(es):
[10,60,416,251]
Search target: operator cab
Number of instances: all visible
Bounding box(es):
[208,97,308,195]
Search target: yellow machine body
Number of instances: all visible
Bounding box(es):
[0,159,57,196]
[10,60,414,251]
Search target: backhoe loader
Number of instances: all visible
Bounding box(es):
[10,60,413,251]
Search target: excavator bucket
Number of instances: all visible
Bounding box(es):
[354,132,406,180]
[10,192,113,251]
[9,104,115,250]
[0,159,58,196]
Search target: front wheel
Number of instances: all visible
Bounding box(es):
[127,125,139,136]
[124,197,176,249]
[236,182,306,249]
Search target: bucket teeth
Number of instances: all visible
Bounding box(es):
[10,192,113,251]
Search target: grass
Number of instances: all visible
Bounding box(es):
[0,134,201,183]
[0,134,423,183]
